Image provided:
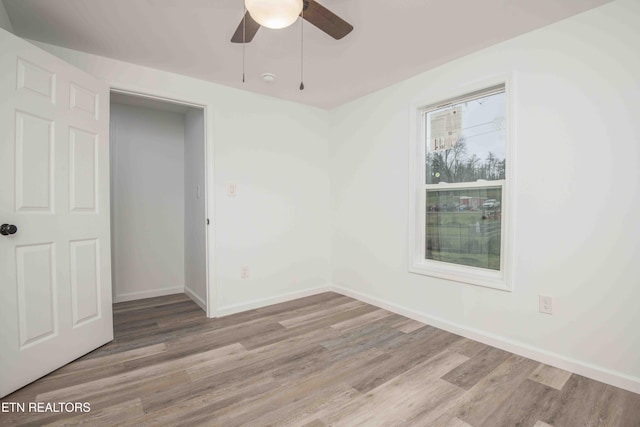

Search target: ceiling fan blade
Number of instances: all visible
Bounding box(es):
[303,0,353,40]
[231,11,261,43]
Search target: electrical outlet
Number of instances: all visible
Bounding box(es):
[539,295,553,315]
[240,265,249,279]
[227,182,237,197]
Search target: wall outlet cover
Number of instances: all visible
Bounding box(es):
[539,295,553,315]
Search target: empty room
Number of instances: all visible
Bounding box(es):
[0,0,638,426]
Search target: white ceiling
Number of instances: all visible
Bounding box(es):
[3,0,612,110]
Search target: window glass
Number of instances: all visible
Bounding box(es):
[425,187,502,270]
[426,92,506,185]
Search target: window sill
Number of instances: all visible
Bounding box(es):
[409,259,511,291]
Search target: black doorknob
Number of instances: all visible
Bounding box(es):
[0,224,18,236]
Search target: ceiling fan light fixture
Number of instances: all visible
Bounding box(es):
[245,0,303,30]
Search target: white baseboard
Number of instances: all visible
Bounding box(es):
[215,285,333,317]
[114,286,184,303]
[184,286,206,312]
[331,285,640,395]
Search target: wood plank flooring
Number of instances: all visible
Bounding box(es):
[1,292,639,426]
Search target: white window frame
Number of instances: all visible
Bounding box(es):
[408,75,515,291]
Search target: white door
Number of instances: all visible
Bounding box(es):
[0,29,112,398]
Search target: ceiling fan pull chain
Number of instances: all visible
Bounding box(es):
[242,2,246,83]
[300,5,304,91]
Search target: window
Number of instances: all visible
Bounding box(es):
[409,80,513,290]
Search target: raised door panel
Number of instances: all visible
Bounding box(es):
[70,239,100,326]
[15,112,55,213]
[70,83,98,120]
[15,243,57,348]
[16,57,56,103]
[69,127,98,213]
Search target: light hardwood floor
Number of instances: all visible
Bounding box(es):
[1,292,639,426]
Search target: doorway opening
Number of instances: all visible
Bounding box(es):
[109,91,208,313]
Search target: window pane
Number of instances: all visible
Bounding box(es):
[426,187,502,270]
[426,91,506,184]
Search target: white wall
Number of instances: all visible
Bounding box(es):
[213,104,331,313]
[32,40,331,314]
[111,103,185,301]
[0,1,13,34]
[184,108,207,309]
[329,0,640,393]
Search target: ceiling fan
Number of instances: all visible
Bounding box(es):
[231,0,353,43]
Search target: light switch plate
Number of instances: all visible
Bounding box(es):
[227,182,237,197]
